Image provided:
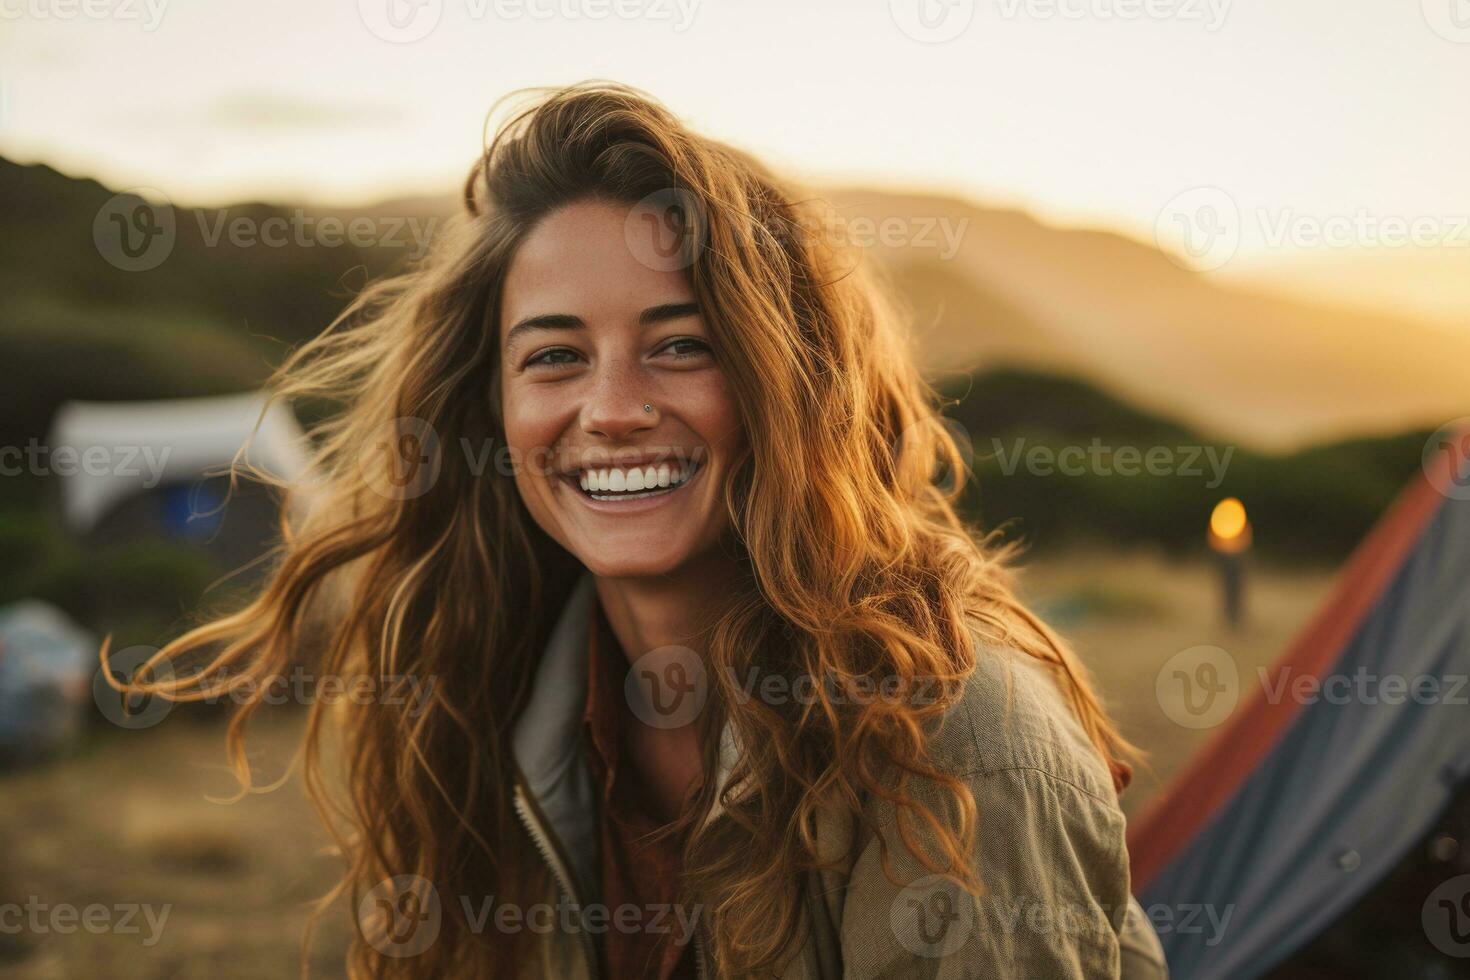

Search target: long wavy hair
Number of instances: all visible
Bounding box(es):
[108,81,1136,977]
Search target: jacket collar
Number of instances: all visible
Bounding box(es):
[511,569,741,904]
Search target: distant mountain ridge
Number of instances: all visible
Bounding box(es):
[823,188,1470,451]
[5,155,1467,452]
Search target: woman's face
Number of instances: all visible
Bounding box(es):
[498,197,746,579]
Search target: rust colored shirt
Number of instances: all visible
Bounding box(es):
[582,599,699,980]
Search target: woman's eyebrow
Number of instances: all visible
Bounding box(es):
[639,301,700,325]
[504,302,700,352]
[504,313,583,352]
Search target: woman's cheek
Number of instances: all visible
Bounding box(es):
[502,387,568,461]
[695,376,745,451]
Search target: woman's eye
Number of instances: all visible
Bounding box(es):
[662,337,712,360]
[526,347,581,369]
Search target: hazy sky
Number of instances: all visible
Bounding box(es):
[4,0,1469,267]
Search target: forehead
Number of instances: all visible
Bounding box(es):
[499,198,693,338]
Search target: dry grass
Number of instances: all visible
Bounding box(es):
[1013,547,1337,819]
[0,709,350,978]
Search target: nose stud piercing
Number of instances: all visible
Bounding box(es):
[643,404,653,413]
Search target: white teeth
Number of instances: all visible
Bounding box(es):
[573,462,697,497]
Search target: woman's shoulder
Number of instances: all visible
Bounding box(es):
[925,632,1123,810]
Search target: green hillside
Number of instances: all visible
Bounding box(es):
[938,370,1427,562]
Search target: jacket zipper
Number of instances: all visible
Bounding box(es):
[513,766,724,979]
[511,773,601,980]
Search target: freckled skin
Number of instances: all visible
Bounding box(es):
[498,198,747,580]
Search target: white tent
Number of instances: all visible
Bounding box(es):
[0,599,94,758]
[47,393,312,533]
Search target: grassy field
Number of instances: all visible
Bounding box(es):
[0,550,1339,978]
[1013,548,1337,819]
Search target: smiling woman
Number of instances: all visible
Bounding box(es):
[108,82,1167,979]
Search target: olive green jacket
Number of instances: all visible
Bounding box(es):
[510,572,1169,978]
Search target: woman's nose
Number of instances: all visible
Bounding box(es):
[579,364,657,439]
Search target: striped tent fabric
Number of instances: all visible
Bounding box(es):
[1128,435,1470,979]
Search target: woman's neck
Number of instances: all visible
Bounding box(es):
[590,550,748,823]
[591,550,747,670]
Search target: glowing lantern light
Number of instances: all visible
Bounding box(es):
[1207,497,1251,628]
[1208,497,1252,555]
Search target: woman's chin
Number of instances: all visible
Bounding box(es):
[576,549,689,580]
